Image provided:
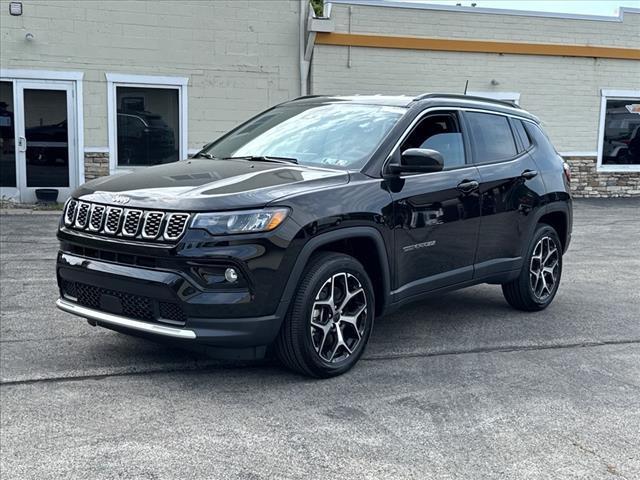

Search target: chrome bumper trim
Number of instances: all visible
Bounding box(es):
[56,298,197,340]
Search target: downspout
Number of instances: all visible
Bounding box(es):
[300,0,316,97]
[299,0,310,96]
[299,1,334,96]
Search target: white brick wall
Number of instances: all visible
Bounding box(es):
[329,3,640,48]
[0,0,301,149]
[312,2,640,153]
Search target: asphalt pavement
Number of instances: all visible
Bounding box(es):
[1,199,639,479]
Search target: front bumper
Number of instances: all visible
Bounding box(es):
[56,251,284,355]
[56,298,197,339]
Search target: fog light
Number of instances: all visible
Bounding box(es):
[225,268,239,283]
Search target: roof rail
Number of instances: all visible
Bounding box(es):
[413,93,521,109]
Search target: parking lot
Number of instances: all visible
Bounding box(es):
[1,199,639,479]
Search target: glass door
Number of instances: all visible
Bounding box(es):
[14,80,77,203]
[0,81,18,200]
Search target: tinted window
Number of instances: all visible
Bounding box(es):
[116,86,179,166]
[601,98,640,165]
[512,119,532,151]
[466,112,517,162]
[401,113,466,169]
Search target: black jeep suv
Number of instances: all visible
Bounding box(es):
[56,94,572,377]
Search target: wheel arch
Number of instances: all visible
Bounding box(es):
[278,227,392,318]
[537,202,571,253]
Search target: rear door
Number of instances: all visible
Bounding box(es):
[388,110,481,301]
[463,110,545,278]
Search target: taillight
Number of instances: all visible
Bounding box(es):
[562,161,571,182]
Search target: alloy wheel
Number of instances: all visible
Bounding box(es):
[310,272,368,363]
[529,236,560,301]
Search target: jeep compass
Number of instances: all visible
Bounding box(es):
[56,94,572,377]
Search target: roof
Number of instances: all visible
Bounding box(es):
[287,95,414,107]
[285,93,539,122]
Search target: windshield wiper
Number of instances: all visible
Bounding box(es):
[224,155,298,165]
[193,152,216,159]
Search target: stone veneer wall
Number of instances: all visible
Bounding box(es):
[564,156,640,198]
[84,152,110,181]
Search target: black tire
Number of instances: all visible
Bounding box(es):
[502,224,563,311]
[275,251,375,378]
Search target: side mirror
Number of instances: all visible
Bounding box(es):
[388,148,444,175]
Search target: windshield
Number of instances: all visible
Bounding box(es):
[202,103,406,169]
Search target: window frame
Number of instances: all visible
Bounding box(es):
[106,73,188,173]
[382,106,536,177]
[597,89,640,173]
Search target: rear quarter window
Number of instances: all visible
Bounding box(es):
[512,119,532,151]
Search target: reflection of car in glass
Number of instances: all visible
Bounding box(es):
[117,111,176,165]
[604,125,640,164]
[0,101,14,153]
[57,94,573,378]
[25,119,68,165]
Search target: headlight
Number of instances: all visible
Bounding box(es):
[191,208,289,235]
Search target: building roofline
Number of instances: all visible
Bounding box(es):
[326,0,640,23]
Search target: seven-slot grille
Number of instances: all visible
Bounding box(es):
[63,199,190,242]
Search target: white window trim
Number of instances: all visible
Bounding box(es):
[105,73,188,174]
[0,69,85,185]
[467,91,521,105]
[597,89,640,173]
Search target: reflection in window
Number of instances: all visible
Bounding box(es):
[205,104,405,170]
[24,89,69,187]
[116,86,179,166]
[466,112,517,163]
[401,113,466,169]
[0,81,16,187]
[602,99,640,166]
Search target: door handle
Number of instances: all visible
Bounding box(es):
[457,179,479,193]
[521,169,538,180]
[17,136,27,153]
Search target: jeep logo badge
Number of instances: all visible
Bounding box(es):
[111,195,130,205]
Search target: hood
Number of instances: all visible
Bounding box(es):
[74,158,350,211]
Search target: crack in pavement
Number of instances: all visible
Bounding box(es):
[361,338,640,361]
[1,338,638,388]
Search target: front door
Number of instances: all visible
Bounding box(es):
[0,79,77,203]
[389,111,481,301]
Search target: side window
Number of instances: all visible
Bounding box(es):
[465,111,517,163]
[400,113,466,169]
[512,119,532,151]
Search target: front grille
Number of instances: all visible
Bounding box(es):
[122,210,143,237]
[88,205,106,231]
[142,212,165,239]
[62,281,186,325]
[63,200,190,243]
[165,213,190,240]
[75,202,90,229]
[104,207,123,234]
[64,200,78,226]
